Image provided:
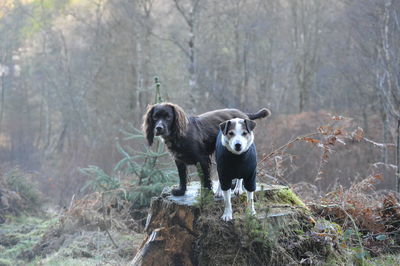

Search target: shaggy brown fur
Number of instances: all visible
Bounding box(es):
[142,102,271,196]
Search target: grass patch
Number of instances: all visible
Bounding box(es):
[30,256,103,266]
[0,215,57,265]
[1,211,144,265]
[27,229,143,265]
[0,258,12,266]
[364,254,400,265]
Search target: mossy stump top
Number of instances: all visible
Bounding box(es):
[131,181,338,266]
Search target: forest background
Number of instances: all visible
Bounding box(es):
[0,0,399,206]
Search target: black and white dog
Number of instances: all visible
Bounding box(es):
[215,118,258,221]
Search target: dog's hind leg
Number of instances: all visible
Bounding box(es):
[221,189,233,221]
[233,179,243,195]
[246,191,256,215]
[199,158,213,191]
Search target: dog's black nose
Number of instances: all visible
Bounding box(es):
[234,143,241,151]
[155,126,164,134]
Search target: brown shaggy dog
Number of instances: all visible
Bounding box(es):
[142,102,271,196]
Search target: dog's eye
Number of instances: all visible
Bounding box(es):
[242,132,248,136]
[228,132,234,136]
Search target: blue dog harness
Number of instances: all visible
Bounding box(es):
[215,130,257,192]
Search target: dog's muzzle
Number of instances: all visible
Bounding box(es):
[154,121,165,136]
[155,126,164,136]
[234,143,242,152]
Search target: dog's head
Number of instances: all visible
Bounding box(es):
[142,102,188,146]
[219,118,256,155]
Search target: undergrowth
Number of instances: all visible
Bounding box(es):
[255,114,400,263]
[311,174,400,262]
[80,77,177,209]
[0,215,57,265]
[0,168,43,221]
[80,129,178,209]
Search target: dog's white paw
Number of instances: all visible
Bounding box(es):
[221,211,233,221]
[215,190,223,198]
[215,182,224,198]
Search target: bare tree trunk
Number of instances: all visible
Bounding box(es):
[44,101,52,152]
[55,123,68,153]
[397,118,400,192]
[0,73,5,132]
[233,2,242,108]
[242,38,249,108]
[36,95,44,148]
[173,0,200,111]
[378,0,395,166]
[298,0,307,112]
[383,111,389,164]
[292,0,308,112]
[188,19,197,108]
[291,0,321,112]
[136,38,142,110]
[138,0,153,111]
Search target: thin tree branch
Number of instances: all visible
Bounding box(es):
[257,132,321,166]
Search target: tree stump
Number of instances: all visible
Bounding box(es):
[130,181,338,266]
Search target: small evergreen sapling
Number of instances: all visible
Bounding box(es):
[81,77,177,208]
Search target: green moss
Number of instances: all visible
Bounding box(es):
[275,188,308,208]
[315,219,343,236]
[260,186,307,208]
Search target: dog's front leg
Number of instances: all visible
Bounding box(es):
[221,189,233,221]
[247,191,256,215]
[172,160,187,196]
[215,182,223,198]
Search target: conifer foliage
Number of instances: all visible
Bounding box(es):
[80,78,177,208]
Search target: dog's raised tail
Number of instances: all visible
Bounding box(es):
[247,108,271,120]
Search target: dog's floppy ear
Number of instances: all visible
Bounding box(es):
[170,103,188,137]
[219,120,231,135]
[142,104,155,146]
[244,119,256,133]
